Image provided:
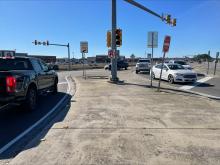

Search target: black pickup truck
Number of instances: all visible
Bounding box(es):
[105,60,129,70]
[0,57,58,111]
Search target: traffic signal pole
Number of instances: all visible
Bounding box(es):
[48,43,71,71]
[110,0,118,82]
[33,41,71,71]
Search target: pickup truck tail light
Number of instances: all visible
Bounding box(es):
[6,76,16,93]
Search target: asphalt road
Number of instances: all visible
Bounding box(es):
[191,77,220,97]
[135,70,220,98]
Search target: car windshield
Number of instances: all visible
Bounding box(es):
[167,64,185,70]
[139,59,150,63]
[174,61,187,65]
[0,58,32,71]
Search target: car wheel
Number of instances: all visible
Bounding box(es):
[52,79,58,94]
[136,70,139,74]
[168,74,174,84]
[25,87,37,111]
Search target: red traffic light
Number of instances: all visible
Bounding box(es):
[115,29,122,46]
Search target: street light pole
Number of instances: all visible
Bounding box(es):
[111,0,118,82]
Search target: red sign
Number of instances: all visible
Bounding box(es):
[108,50,113,58]
[163,36,171,53]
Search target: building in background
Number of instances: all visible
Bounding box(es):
[87,57,96,64]
[96,55,110,63]
[15,53,28,57]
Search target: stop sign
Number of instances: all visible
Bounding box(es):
[163,36,171,53]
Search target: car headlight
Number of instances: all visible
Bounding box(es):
[175,73,184,76]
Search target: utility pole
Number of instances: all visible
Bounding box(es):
[110,0,118,82]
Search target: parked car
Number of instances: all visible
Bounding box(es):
[0,56,58,111]
[151,63,197,84]
[104,60,128,70]
[135,58,151,74]
[169,60,192,70]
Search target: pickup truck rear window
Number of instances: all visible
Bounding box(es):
[0,58,32,71]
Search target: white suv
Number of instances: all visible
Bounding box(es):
[151,63,197,84]
[135,59,151,74]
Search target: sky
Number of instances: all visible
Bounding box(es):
[0,0,220,59]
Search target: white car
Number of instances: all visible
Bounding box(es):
[151,63,197,84]
[169,60,192,70]
[136,58,151,74]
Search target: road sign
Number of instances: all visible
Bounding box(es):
[80,41,88,53]
[163,36,171,53]
[108,50,114,58]
[148,32,158,48]
[108,50,119,58]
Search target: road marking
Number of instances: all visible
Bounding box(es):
[179,76,213,90]
[0,76,71,155]
[58,82,68,85]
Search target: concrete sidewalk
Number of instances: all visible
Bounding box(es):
[7,70,220,165]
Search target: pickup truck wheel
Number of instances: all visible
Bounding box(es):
[125,67,128,70]
[52,79,58,94]
[136,70,139,74]
[168,75,174,84]
[25,87,37,111]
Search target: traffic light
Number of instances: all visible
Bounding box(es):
[34,40,37,45]
[115,29,122,47]
[172,18,176,26]
[107,31,111,48]
[166,15,171,24]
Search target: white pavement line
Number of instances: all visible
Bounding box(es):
[66,76,71,93]
[58,82,68,85]
[179,76,213,90]
[0,77,71,155]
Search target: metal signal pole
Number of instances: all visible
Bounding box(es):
[111,0,118,82]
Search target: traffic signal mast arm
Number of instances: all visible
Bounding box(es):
[124,0,176,26]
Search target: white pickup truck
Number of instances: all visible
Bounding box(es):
[135,58,151,74]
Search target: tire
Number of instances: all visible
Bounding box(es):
[52,79,58,94]
[24,86,37,111]
[168,74,174,84]
[136,70,139,74]
[125,67,128,70]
